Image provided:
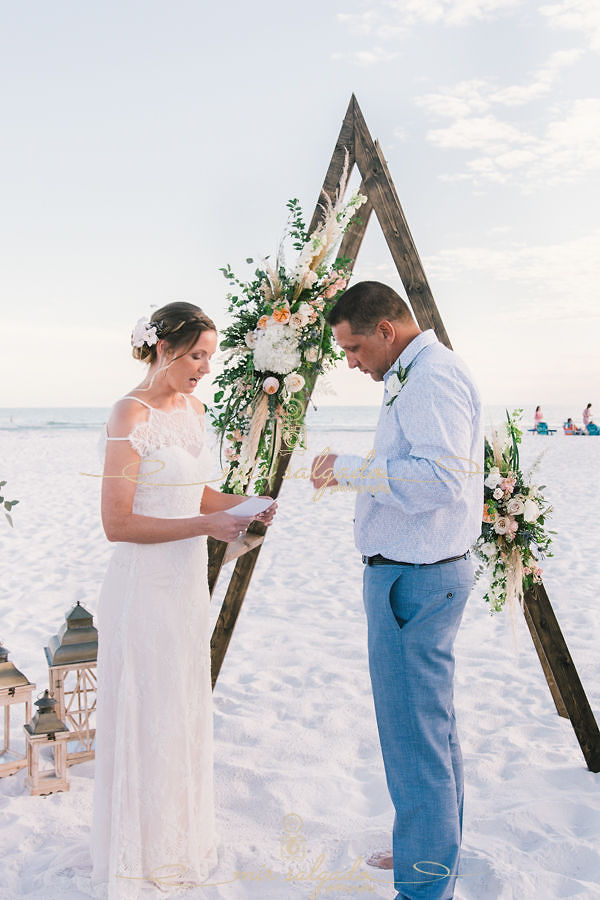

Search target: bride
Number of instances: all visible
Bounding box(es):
[91,301,276,898]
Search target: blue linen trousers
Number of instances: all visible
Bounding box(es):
[363,556,473,900]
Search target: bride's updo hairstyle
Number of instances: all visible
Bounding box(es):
[132,302,216,366]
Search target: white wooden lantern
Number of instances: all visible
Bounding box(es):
[0,643,36,777]
[45,601,98,765]
[24,690,70,795]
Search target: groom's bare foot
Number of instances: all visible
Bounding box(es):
[366,849,394,869]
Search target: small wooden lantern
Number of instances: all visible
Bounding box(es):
[24,690,70,795]
[45,601,97,765]
[0,643,36,777]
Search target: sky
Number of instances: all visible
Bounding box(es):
[1,0,599,409]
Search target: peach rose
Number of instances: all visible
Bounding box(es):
[257,315,269,329]
[323,277,347,299]
[482,503,495,523]
[272,306,291,324]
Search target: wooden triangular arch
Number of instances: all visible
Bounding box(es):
[208,95,600,773]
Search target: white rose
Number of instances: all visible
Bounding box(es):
[386,373,402,398]
[244,330,257,348]
[284,372,305,394]
[480,541,497,558]
[262,376,280,395]
[302,270,318,289]
[304,346,319,363]
[493,487,504,500]
[523,498,540,522]
[494,516,509,535]
[298,302,313,319]
[484,468,502,489]
[507,497,525,516]
[291,311,309,329]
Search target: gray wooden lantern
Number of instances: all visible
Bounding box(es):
[45,601,98,765]
[24,690,70,795]
[0,643,36,777]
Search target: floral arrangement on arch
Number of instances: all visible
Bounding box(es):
[210,162,366,494]
[0,479,19,527]
[474,410,554,614]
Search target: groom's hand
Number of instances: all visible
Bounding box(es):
[310,452,338,489]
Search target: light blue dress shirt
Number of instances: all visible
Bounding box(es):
[333,329,483,564]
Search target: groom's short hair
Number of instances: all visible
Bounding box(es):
[327,281,414,334]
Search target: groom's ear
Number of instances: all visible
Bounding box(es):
[376,319,396,341]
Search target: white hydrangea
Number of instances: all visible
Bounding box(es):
[253,323,301,375]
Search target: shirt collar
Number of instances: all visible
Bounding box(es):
[384,329,438,381]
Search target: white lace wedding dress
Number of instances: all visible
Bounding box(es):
[91,394,218,899]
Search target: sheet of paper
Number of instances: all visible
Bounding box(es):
[224,497,274,517]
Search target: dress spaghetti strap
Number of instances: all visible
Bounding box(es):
[105,394,153,440]
[122,394,154,409]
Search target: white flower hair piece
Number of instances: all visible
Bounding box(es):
[131,317,160,349]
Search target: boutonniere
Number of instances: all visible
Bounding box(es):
[385,362,412,408]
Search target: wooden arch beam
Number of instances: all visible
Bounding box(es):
[207,96,600,773]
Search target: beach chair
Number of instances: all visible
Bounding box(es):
[535,421,557,435]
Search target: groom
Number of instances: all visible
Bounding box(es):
[311,281,483,900]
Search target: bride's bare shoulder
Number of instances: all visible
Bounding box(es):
[106,395,151,439]
[188,395,206,416]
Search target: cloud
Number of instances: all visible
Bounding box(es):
[423,229,600,316]
[338,0,521,36]
[490,48,585,105]
[415,48,599,187]
[458,97,600,186]
[331,45,399,66]
[541,0,600,51]
[427,114,528,151]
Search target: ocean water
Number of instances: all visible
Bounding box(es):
[0,405,380,433]
[0,403,593,434]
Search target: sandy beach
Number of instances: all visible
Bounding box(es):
[1,418,599,899]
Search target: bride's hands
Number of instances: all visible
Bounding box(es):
[253,497,278,526]
[203,511,255,543]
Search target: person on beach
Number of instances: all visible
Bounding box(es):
[583,403,593,430]
[534,405,544,426]
[310,282,482,900]
[564,418,583,435]
[92,302,276,898]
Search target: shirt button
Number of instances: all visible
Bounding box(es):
[447,592,453,599]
